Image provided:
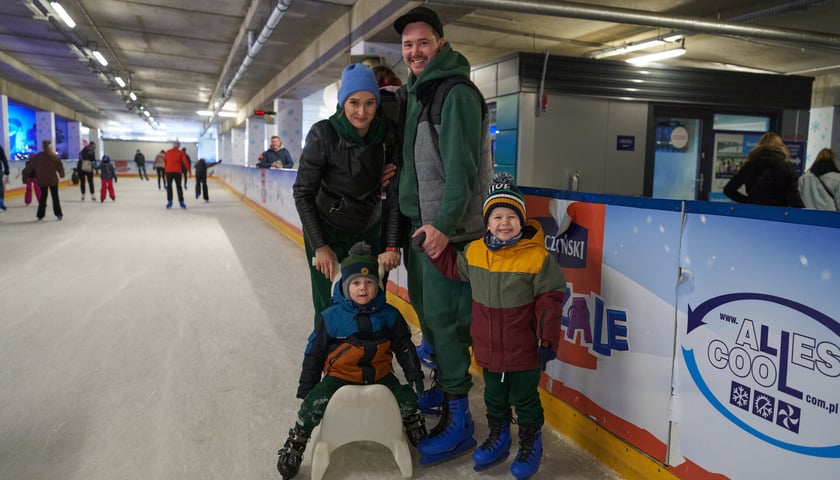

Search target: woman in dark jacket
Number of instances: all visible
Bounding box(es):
[23,140,65,220]
[723,132,805,208]
[77,141,96,201]
[293,64,402,323]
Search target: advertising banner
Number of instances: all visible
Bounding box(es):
[673,211,839,479]
[710,133,806,203]
[210,168,839,480]
[710,132,763,202]
[213,164,300,230]
[529,196,680,463]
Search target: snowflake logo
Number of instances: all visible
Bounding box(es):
[811,121,821,133]
[752,390,776,421]
[776,400,801,434]
[730,381,751,411]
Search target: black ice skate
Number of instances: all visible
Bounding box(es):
[277,425,310,479]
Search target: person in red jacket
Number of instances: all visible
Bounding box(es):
[163,140,191,209]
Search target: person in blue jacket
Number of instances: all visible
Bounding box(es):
[257,136,294,168]
[97,155,117,202]
[276,242,426,479]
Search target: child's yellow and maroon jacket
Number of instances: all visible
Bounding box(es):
[432,219,566,373]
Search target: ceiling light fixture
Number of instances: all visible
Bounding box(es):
[50,2,76,28]
[627,41,687,66]
[129,91,137,101]
[114,76,126,87]
[92,50,108,66]
[591,39,665,59]
[196,110,214,116]
[67,43,87,61]
[217,111,238,118]
[23,1,48,19]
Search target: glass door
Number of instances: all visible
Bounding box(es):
[651,116,704,200]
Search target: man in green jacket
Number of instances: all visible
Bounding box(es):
[394,5,492,464]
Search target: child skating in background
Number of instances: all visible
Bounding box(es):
[417,172,566,479]
[277,242,427,479]
[98,155,117,202]
[23,157,41,205]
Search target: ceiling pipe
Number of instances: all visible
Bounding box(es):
[205,0,262,119]
[424,0,840,49]
[202,0,293,135]
[587,0,827,60]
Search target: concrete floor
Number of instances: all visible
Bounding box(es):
[0,178,621,480]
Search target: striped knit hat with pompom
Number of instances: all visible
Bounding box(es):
[482,172,526,226]
[340,241,379,299]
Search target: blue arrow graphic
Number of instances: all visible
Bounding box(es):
[687,293,840,337]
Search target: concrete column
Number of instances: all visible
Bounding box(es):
[0,95,9,156]
[86,127,101,155]
[274,98,303,165]
[67,122,83,160]
[231,127,246,166]
[36,111,56,153]
[198,136,218,163]
[220,132,231,164]
[246,116,266,167]
[806,106,840,167]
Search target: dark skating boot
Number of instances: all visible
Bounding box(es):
[417,369,444,415]
[415,341,443,415]
[402,413,427,447]
[416,338,437,370]
[472,415,511,471]
[510,425,543,480]
[417,392,477,464]
[277,425,310,479]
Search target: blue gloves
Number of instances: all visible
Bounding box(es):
[538,347,555,371]
[413,380,425,396]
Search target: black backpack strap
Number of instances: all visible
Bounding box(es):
[816,174,836,201]
[417,76,487,139]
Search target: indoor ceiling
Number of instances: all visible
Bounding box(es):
[2,0,839,142]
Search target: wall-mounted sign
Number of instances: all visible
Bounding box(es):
[671,126,689,149]
[616,135,635,151]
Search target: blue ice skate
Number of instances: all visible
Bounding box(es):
[418,393,477,465]
[510,426,543,479]
[472,416,511,471]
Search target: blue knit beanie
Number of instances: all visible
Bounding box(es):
[337,64,380,108]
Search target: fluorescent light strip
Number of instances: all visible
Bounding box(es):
[114,76,126,87]
[627,47,686,65]
[197,110,237,118]
[50,2,76,28]
[129,91,137,101]
[92,50,108,66]
[592,39,665,59]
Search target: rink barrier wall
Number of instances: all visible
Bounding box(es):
[154,165,840,480]
[203,165,678,478]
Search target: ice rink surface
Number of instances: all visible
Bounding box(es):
[0,178,621,480]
